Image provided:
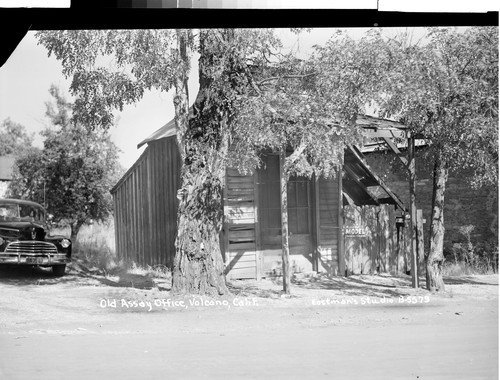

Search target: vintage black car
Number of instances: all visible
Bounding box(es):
[0,199,71,276]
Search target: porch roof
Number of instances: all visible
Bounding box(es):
[343,145,406,211]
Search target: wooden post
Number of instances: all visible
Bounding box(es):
[396,223,401,275]
[416,209,425,279]
[408,134,419,288]
[314,176,320,273]
[338,171,345,277]
[254,171,262,280]
[279,148,291,294]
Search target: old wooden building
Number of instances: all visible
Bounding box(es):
[111,115,406,279]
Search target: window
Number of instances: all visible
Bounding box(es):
[258,154,311,241]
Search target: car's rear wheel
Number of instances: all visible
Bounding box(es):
[52,264,66,276]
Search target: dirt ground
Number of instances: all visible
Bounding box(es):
[0,261,498,380]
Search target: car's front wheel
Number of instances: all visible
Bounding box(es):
[52,265,66,276]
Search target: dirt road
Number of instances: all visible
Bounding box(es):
[0,265,498,379]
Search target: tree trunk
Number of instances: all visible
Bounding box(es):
[70,221,83,243]
[426,151,448,292]
[279,148,291,294]
[171,166,228,296]
[171,30,236,296]
[173,29,191,153]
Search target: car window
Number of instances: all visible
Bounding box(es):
[0,204,45,222]
[0,204,19,220]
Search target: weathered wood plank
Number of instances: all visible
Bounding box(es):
[227,176,255,184]
[226,206,256,214]
[226,168,253,176]
[228,224,256,230]
[228,242,257,250]
[227,198,255,204]
[228,254,257,263]
[228,230,255,239]
[227,187,255,194]
[227,218,256,225]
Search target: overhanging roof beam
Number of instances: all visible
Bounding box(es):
[381,136,408,166]
[348,145,406,211]
[344,165,380,206]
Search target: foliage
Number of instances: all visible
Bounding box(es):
[36,28,497,294]
[373,27,498,188]
[231,30,390,179]
[7,86,123,240]
[0,118,34,156]
[444,226,498,275]
[36,29,370,295]
[36,30,180,130]
[37,29,368,181]
[339,26,498,290]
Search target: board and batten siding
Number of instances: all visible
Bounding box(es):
[316,173,344,276]
[343,204,398,275]
[112,137,181,268]
[223,168,259,280]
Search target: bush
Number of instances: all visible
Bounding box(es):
[443,225,498,275]
[51,220,117,272]
[52,220,172,281]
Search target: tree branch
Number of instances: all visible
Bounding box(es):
[257,72,316,87]
[283,139,308,173]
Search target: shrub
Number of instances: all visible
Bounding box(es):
[443,225,498,275]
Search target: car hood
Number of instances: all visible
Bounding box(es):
[0,221,46,240]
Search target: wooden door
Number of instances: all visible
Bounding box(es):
[258,154,314,275]
[224,168,259,280]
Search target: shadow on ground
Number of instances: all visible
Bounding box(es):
[227,273,427,299]
[443,276,498,286]
[0,258,171,291]
[0,265,85,286]
[2,260,495,297]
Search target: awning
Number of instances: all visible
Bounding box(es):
[343,145,406,211]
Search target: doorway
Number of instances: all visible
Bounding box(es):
[257,154,314,275]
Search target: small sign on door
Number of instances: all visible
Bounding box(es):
[344,225,370,237]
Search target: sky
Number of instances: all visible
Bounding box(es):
[0,21,491,170]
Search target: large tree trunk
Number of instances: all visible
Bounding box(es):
[426,151,448,292]
[171,165,228,296]
[171,30,236,296]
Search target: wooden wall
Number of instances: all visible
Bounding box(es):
[112,143,349,279]
[223,158,345,279]
[344,204,399,275]
[112,137,181,268]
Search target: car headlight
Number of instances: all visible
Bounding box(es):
[60,239,71,248]
[0,237,4,246]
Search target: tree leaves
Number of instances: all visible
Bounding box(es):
[351,27,498,188]
[36,30,178,130]
[7,87,123,237]
[0,118,34,156]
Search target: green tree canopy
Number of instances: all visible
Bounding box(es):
[345,26,498,291]
[36,28,437,295]
[0,118,34,156]
[8,86,123,241]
